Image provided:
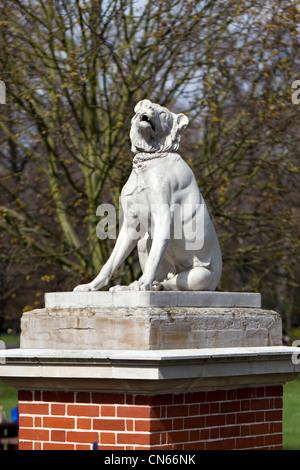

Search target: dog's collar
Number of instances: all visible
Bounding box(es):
[132,152,177,169]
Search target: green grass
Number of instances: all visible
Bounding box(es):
[0,334,20,347]
[283,375,300,450]
[0,335,19,419]
[0,381,18,420]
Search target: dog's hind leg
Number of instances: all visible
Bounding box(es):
[161,266,218,291]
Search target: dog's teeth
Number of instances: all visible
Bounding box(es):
[140,114,155,131]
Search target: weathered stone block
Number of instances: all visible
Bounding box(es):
[20,292,281,350]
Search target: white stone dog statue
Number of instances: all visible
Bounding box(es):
[74,99,222,292]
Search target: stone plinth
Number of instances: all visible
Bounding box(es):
[20,291,282,350]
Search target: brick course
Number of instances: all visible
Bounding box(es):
[18,386,283,450]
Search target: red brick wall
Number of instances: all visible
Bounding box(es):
[18,386,283,450]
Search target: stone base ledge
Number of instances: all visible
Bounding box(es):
[45,291,261,308]
[0,346,299,393]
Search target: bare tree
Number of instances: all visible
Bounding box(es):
[0,0,299,330]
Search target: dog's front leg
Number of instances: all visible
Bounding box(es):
[132,212,170,291]
[73,223,137,292]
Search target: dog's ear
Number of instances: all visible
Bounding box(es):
[176,113,189,135]
[169,112,189,149]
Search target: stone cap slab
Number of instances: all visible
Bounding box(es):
[44,291,261,309]
[0,346,299,393]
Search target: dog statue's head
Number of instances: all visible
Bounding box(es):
[130,99,189,153]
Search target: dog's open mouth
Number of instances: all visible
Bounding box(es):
[140,114,156,132]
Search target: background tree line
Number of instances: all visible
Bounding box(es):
[0,0,299,337]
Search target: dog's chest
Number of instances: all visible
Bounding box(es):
[120,168,150,214]
[121,168,153,198]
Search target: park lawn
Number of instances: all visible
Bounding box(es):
[0,381,18,420]
[0,335,19,419]
[0,334,20,347]
[283,375,300,450]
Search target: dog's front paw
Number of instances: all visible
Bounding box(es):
[130,277,152,291]
[109,285,132,292]
[73,283,93,292]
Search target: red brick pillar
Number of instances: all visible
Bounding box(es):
[18,385,283,450]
